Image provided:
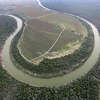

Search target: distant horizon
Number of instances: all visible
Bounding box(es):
[0,0,100,5]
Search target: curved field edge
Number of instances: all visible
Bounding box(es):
[17,19,65,62]
[17,13,87,64]
[10,15,94,78]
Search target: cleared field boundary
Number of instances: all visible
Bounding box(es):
[17,12,65,64]
[30,12,57,20]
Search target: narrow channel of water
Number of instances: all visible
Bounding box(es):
[1,2,100,87]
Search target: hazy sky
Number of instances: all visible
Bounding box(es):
[0,0,34,5]
[0,0,100,5]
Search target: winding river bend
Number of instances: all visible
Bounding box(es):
[1,1,100,87]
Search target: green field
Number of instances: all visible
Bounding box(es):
[18,19,62,60]
[39,13,87,35]
[18,12,87,63]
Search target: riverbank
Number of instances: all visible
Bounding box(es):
[10,17,94,78]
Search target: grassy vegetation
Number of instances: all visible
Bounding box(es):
[18,13,86,61]
[50,29,81,52]
[39,12,87,35]
[18,19,62,60]
[11,18,94,78]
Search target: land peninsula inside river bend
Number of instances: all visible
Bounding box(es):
[1,0,100,87]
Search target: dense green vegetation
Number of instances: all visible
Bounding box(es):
[0,63,17,100]
[13,74,99,100]
[0,62,99,100]
[11,19,94,78]
[92,56,100,80]
[0,15,17,47]
[0,16,16,33]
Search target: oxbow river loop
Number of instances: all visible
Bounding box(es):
[1,0,100,87]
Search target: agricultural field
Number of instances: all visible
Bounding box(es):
[18,11,87,64]
[18,19,62,60]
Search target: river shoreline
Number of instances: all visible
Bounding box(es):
[10,16,94,78]
[1,0,100,87]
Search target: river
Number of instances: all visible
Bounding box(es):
[1,1,100,87]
